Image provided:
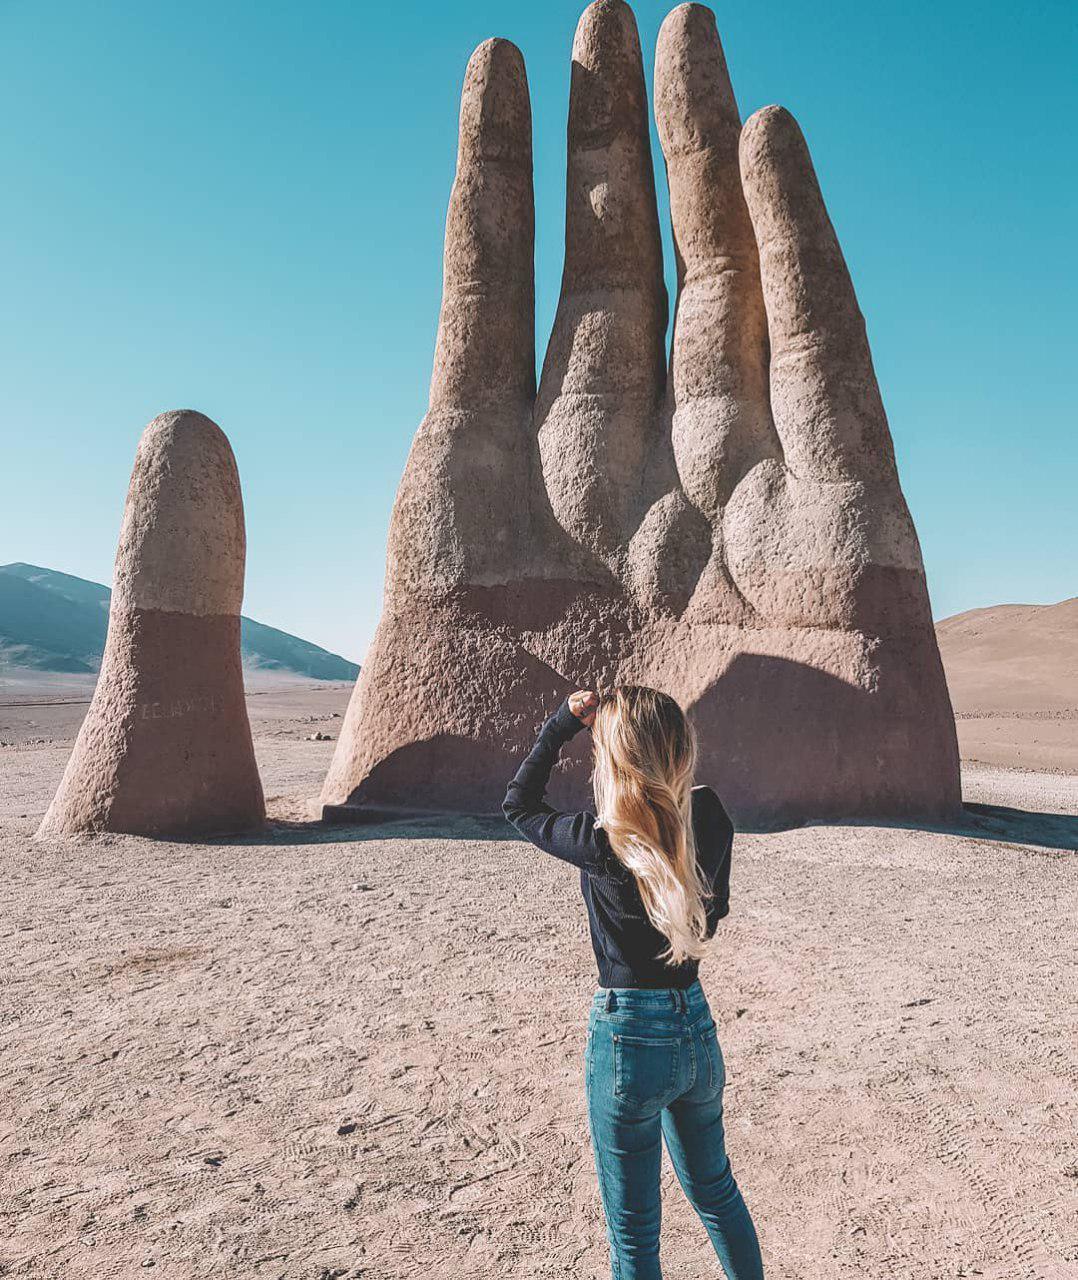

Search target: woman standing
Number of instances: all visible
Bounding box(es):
[503,686,763,1280]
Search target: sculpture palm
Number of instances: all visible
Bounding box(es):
[321,0,960,827]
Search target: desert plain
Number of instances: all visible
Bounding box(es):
[1,610,1076,1280]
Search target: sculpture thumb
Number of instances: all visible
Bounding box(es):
[37,410,265,838]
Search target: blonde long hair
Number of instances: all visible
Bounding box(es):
[591,686,712,966]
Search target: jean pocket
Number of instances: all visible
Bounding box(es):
[613,1033,681,1109]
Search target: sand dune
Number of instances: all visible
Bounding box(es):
[937,597,1077,713]
[936,598,1077,772]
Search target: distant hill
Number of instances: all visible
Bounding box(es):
[0,563,359,682]
[935,597,1077,715]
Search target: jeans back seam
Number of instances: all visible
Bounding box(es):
[587,1029,622,1278]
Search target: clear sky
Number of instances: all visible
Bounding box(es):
[2,0,1075,663]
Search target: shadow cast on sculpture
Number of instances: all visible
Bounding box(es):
[691,652,936,831]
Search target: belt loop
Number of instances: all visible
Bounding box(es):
[605,990,616,1013]
[677,989,687,1014]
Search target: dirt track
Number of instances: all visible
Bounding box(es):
[1,688,1076,1278]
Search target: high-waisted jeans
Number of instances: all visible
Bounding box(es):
[585,980,764,1279]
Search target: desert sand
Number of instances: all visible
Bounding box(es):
[937,598,1078,774]
[1,681,1076,1279]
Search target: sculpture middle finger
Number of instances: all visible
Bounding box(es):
[536,0,668,571]
[655,2,780,519]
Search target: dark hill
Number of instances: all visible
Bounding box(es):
[0,563,358,682]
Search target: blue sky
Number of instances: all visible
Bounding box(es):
[1,0,1075,662]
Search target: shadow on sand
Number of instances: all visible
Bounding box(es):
[208,811,516,848]
[205,802,1077,853]
[899,802,1077,853]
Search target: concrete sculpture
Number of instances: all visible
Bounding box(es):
[39,411,265,837]
[322,0,961,827]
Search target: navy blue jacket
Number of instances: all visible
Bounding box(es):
[503,701,733,989]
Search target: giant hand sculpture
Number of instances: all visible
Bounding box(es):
[322,0,960,827]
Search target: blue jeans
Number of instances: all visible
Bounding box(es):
[585,981,764,1279]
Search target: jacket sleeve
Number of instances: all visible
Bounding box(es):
[710,828,733,923]
[502,701,600,871]
[696,786,734,935]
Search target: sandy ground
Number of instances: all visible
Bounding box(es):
[952,711,1078,776]
[1,686,1076,1279]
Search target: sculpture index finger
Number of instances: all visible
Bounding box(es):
[537,0,668,565]
[429,38,535,416]
[388,38,542,599]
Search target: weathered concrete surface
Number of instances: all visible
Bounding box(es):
[322,1,960,827]
[38,411,265,837]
